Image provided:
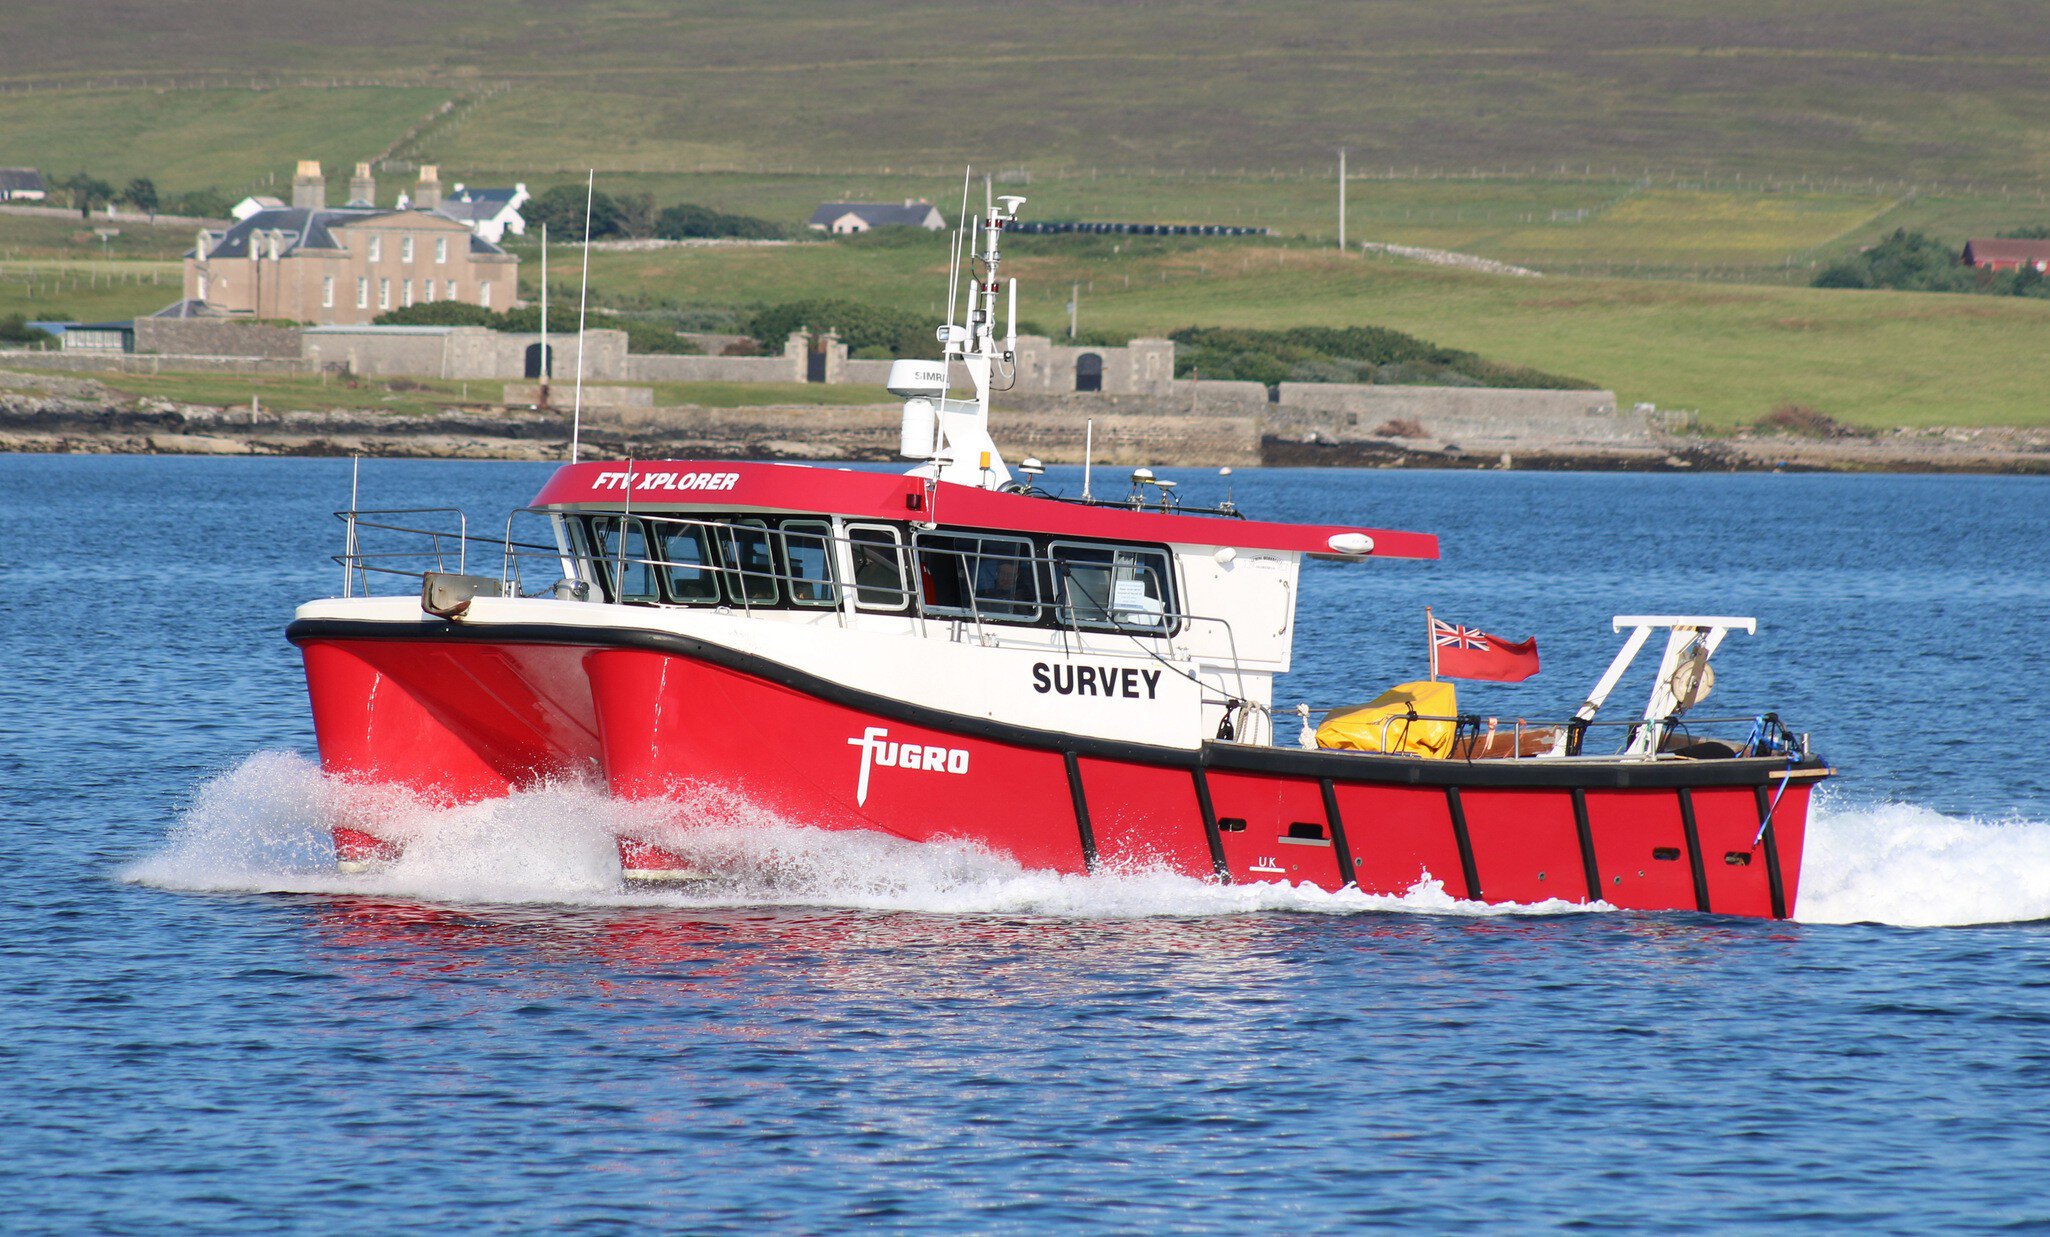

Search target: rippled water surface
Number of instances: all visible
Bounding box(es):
[6,455,2050,1232]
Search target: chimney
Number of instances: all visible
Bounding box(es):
[348,161,377,207]
[414,164,442,211]
[291,160,326,211]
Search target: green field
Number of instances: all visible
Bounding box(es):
[0,86,451,196]
[559,238,2050,430]
[15,2,2050,188]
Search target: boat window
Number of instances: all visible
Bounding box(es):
[586,515,659,605]
[1049,541,1173,632]
[914,531,1040,622]
[847,524,911,611]
[779,520,838,607]
[714,520,780,606]
[654,519,721,605]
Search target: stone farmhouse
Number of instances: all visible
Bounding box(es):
[183,161,518,325]
[808,200,946,234]
[0,168,48,201]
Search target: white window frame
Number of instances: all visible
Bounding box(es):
[424,279,437,303]
[435,236,447,264]
[356,277,368,308]
[367,235,381,262]
[321,275,334,308]
[378,278,391,309]
[402,278,413,307]
[445,279,457,300]
[1046,539,1176,634]
[479,281,492,307]
[401,235,414,263]
[842,522,911,613]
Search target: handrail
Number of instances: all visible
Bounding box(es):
[1284,705,1803,761]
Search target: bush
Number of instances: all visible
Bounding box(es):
[654,203,784,240]
[0,314,46,343]
[526,184,622,240]
[1167,324,1594,389]
[746,298,937,357]
[1812,229,1994,294]
[373,301,502,327]
[618,320,699,355]
[834,224,944,249]
[1755,403,1872,439]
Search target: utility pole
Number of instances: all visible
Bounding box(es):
[1338,147,1347,251]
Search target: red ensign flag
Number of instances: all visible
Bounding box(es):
[1431,616,1541,682]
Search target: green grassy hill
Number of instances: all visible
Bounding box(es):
[14,1,2050,189]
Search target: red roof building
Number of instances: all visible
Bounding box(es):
[1961,238,2050,272]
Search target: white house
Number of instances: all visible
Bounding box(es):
[436,183,530,244]
[807,199,946,234]
[231,195,286,221]
[0,169,48,202]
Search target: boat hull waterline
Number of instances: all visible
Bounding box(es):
[292,620,1824,919]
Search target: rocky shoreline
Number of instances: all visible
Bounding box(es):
[2,374,2046,474]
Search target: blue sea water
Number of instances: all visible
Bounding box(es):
[4,454,2050,1233]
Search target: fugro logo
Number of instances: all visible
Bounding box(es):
[846,726,970,805]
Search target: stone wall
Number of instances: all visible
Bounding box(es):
[1011,335,1175,395]
[0,350,312,375]
[133,318,305,359]
[1270,383,1643,451]
[503,382,653,408]
[627,353,805,383]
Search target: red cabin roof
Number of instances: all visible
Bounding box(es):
[531,461,1440,559]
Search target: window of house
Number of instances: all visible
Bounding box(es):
[401,236,414,263]
[368,235,381,262]
[779,520,838,607]
[1049,542,1174,632]
[321,276,334,308]
[196,275,209,301]
[846,524,910,611]
[378,278,390,309]
[423,279,437,303]
[435,237,447,264]
[402,279,413,307]
[913,531,1040,622]
[445,279,457,300]
[356,277,368,308]
[479,281,492,307]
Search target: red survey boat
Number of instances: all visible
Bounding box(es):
[288,193,1830,917]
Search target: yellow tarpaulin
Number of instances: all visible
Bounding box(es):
[1315,680,1459,757]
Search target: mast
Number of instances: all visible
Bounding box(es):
[892,181,1027,491]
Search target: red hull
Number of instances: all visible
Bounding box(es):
[290,621,1817,919]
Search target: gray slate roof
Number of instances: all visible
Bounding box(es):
[197,207,511,259]
[808,201,944,228]
[0,168,45,193]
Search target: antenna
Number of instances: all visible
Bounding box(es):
[614,456,635,599]
[944,166,971,341]
[538,221,548,410]
[570,169,594,464]
[343,454,360,597]
[1337,147,1347,251]
[1083,418,1095,499]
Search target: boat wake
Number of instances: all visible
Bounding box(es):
[122,753,2050,927]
